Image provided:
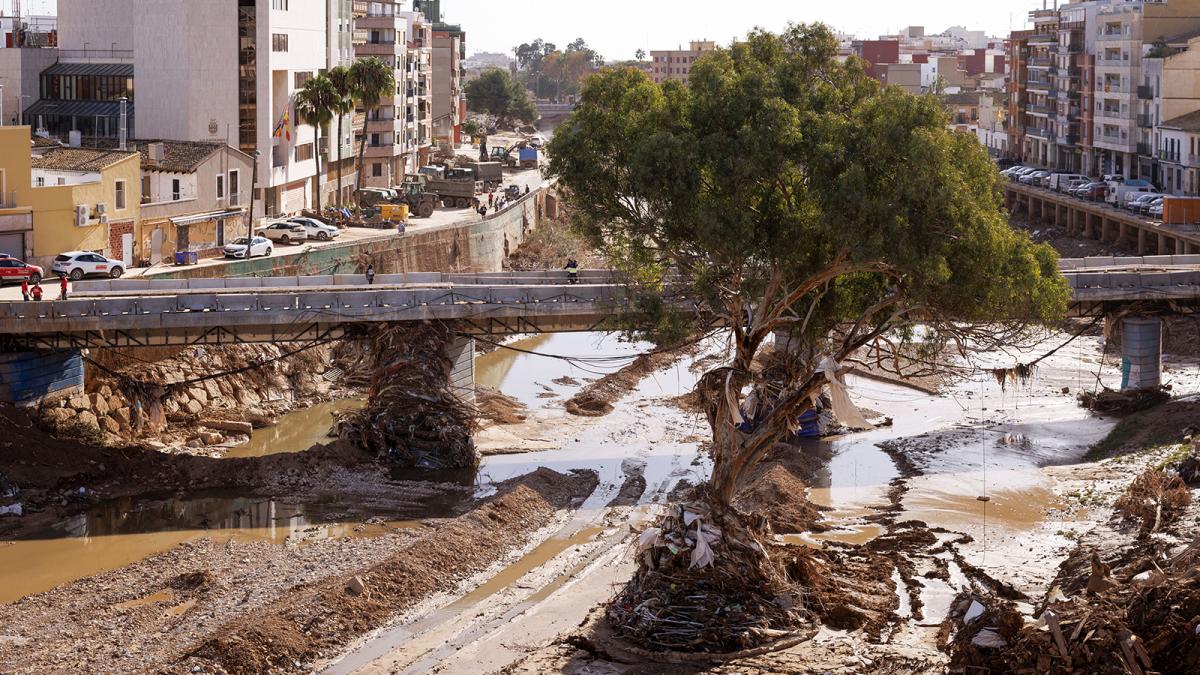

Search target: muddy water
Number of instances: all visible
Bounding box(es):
[224,398,365,459]
[0,494,424,605]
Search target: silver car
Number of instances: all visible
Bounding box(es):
[288,217,340,241]
[256,221,308,245]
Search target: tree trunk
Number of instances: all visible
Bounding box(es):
[335,113,344,207]
[355,107,370,194]
[313,125,323,214]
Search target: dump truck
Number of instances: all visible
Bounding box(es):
[518,146,539,169]
[410,169,477,209]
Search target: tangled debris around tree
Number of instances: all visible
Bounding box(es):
[1114,467,1192,537]
[1078,386,1171,414]
[334,321,479,470]
[607,485,813,656]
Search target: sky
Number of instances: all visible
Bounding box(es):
[442,0,1050,60]
[21,0,1049,60]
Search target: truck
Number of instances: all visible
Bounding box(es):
[518,146,539,169]
[410,169,477,209]
[1048,173,1088,193]
[355,183,438,218]
[461,161,503,191]
[1106,179,1156,207]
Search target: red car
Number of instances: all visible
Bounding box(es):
[0,257,44,285]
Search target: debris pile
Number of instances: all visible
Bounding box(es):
[607,487,811,655]
[334,322,479,470]
[1113,468,1192,536]
[475,386,528,425]
[1078,386,1171,414]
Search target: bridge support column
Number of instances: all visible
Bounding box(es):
[1120,317,1162,392]
[446,335,476,404]
[1118,222,1129,246]
[1137,227,1148,254]
[1159,233,1171,254]
[1084,213,1096,238]
[1178,238,1188,255]
[1100,218,1113,243]
[0,350,84,406]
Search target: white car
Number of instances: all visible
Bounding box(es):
[52,251,124,280]
[256,221,308,245]
[288,217,340,241]
[223,236,272,258]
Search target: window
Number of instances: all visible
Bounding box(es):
[272,33,289,52]
[171,178,181,201]
[57,177,65,186]
[115,180,126,210]
[217,174,225,200]
[372,163,383,177]
[294,71,312,89]
[35,176,44,187]
[229,170,240,206]
[294,143,314,162]
[271,0,288,9]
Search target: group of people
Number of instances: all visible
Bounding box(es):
[476,185,533,218]
[19,275,68,302]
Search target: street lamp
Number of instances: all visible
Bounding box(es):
[244,150,261,259]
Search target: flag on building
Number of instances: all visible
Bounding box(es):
[272,107,291,142]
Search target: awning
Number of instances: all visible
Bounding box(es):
[43,62,134,77]
[24,98,136,119]
[169,209,245,228]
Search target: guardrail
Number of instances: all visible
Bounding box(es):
[1058,255,1200,270]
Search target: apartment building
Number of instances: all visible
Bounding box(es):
[1007,0,1200,180]
[39,0,358,221]
[649,41,715,85]
[432,26,466,145]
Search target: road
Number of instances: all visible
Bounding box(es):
[0,163,544,301]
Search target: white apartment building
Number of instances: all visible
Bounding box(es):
[51,0,353,219]
[354,2,433,189]
[432,26,465,145]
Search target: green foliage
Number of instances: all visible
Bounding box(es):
[548,24,1068,354]
[349,57,396,112]
[462,119,481,137]
[466,68,536,123]
[295,74,338,211]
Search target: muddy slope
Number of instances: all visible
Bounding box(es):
[178,467,597,674]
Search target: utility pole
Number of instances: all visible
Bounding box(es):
[245,151,260,259]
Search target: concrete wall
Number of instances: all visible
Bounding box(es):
[152,186,549,280]
[56,0,136,54]
[0,350,83,407]
[0,48,58,127]
[445,335,474,403]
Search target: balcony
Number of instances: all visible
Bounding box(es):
[365,118,396,133]
[1137,113,1153,127]
[357,42,400,56]
[1137,142,1153,156]
[1028,57,1053,68]
[1027,104,1054,116]
[1137,85,1154,100]
[1027,126,1050,140]
[1066,134,1080,145]
[1160,150,1181,164]
[0,191,16,209]
[1028,32,1057,45]
[1100,83,1129,95]
[1026,78,1052,91]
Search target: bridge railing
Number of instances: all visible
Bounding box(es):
[1058,254,1200,270]
[1064,269,1200,290]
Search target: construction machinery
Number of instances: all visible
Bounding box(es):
[410,169,477,209]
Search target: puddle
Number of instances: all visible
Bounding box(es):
[475,332,651,408]
[779,524,886,548]
[223,398,364,459]
[0,493,430,605]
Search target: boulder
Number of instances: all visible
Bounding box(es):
[238,388,262,406]
[203,380,221,401]
[189,387,209,405]
[69,394,91,411]
[201,420,254,435]
[43,407,77,425]
[164,399,181,415]
[76,411,99,430]
[91,394,110,416]
[107,395,123,412]
[101,416,121,435]
[345,576,368,597]
[112,407,132,428]
[184,399,204,415]
[99,384,113,398]
[200,432,224,445]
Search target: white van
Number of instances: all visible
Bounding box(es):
[1108,180,1156,206]
[1049,174,1088,192]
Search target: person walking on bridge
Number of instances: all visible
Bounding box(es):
[365,264,376,285]
[564,258,579,285]
[20,277,29,302]
[29,282,43,301]
[59,274,69,301]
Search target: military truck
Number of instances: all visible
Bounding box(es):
[461,161,503,191]
[355,183,437,218]
[413,167,478,209]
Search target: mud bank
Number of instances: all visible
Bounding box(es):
[0,467,595,674]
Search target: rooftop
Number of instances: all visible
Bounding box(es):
[30,147,139,172]
[1160,109,1200,132]
[133,140,226,173]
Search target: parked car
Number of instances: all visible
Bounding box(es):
[1149,201,1165,220]
[223,236,272,258]
[1138,196,1165,216]
[0,257,43,284]
[1124,192,1160,212]
[1072,182,1105,201]
[997,158,1018,170]
[528,135,548,149]
[51,251,124,280]
[1007,167,1035,180]
[1020,170,1051,185]
[256,221,308,245]
[1049,174,1089,192]
[288,216,340,241]
[1064,178,1090,194]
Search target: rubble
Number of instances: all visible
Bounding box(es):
[334,321,479,470]
[1078,386,1171,414]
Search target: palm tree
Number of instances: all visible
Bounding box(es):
[327,65,354,207]
[350,57,396,193]
[295,74,338,213]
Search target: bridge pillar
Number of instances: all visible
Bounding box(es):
[1179,239,1189,255]
[0,350,84,406]
[1084,213,1096,238]
[446,335,476,404]
[1137,227,1148,254]
[1121,317,1162,392]
[1159,233,1171,254]
[1118,222,1129,246]
[1100,218,1113,243]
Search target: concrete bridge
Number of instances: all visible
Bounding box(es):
[535,101,576,126]
[1005,182,1200,256]
[2,263,1198,404]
